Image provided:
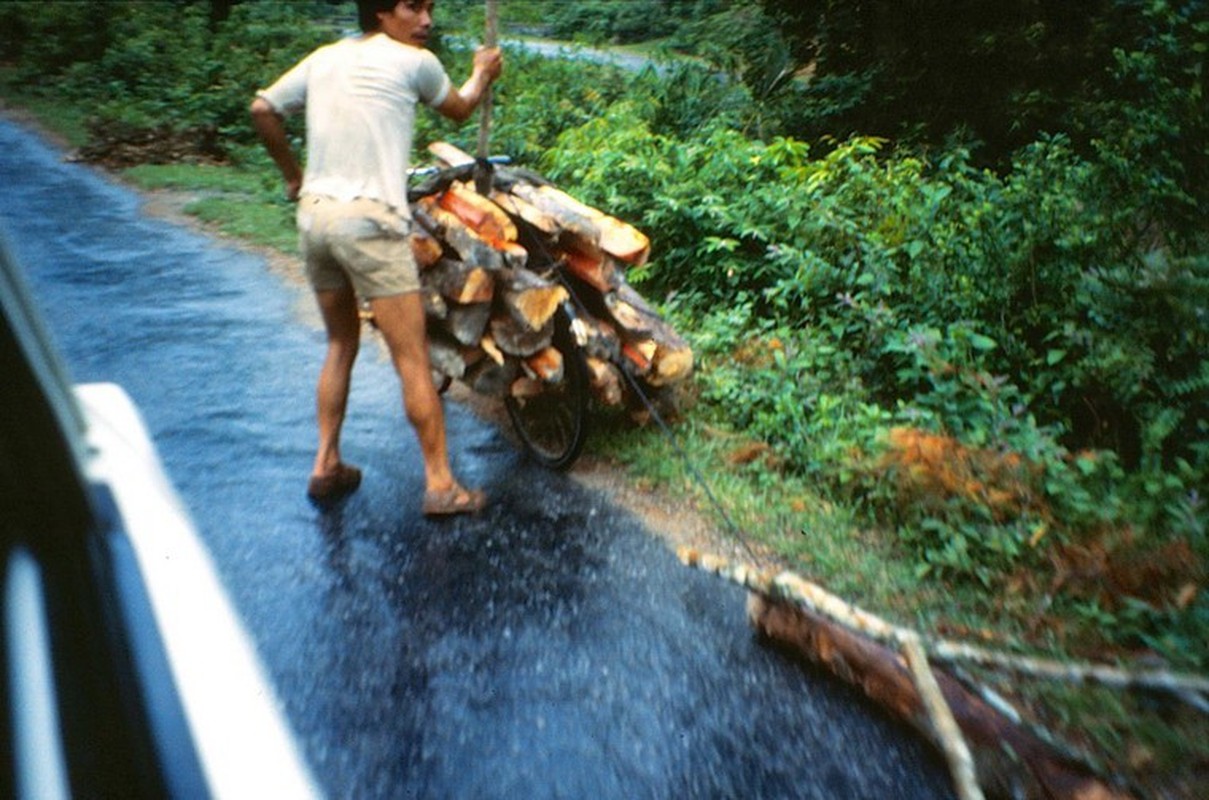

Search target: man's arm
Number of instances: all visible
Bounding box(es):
[435,46,503,124]
[250,97,303,201]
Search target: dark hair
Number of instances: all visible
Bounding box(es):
[356,0,397,33]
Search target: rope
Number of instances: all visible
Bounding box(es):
[616,365,762,563]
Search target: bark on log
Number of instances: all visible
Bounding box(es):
[424,257,495,305]
[497,267,569,332]
[415,196,524,271]
[604,284,693,386]
[748,595,1131,800]
[490,313,554,357]
[571,314,622,363]
[426,331,470,381]
[507,181,600,245]
[560,242,621,293]
[444,301,492,347]
[523,346,564,384]
[439,181,518,247]
[464,354,519,396]
[491,188,561,235]
[506,182,650,264]
[421,287,448,320]
[428,140,476,167]
[585,356,624,407]
[411,228,444,268]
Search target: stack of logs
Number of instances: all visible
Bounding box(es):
[405,142,693,410]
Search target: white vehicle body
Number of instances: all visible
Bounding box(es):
[2,236,321,799]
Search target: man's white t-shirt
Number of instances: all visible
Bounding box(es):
[257,33,452,216]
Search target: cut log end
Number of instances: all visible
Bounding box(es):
[586,356,624,406]
[524,346,565,384]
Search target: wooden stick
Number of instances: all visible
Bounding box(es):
[901,632,984,800]
[930,639,1209,696]
[476,0,499,160]
[683,549,1209,698]
[681,549,1137,800]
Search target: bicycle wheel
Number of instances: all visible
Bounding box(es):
[504,311,589,470]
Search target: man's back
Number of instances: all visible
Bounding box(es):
[264,34,451,213]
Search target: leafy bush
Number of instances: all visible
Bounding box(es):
[544,87,1206,608]
[0,1,114,78]
[13,1,339,152]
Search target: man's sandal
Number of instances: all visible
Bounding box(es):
[307,463,362,504]
[422,485,487,517]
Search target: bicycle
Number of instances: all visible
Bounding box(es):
[408,159,591,471]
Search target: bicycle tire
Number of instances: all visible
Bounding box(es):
[504,311,589,470]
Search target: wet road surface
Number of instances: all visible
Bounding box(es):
[0,116,953,798]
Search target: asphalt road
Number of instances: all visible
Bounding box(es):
[0,115,953,799]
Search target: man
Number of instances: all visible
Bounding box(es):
[250,0,502,514]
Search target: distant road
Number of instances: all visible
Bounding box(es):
[447,33,668,74]
[504,38,661,73]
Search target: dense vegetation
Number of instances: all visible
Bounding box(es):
[1,2,1205,789]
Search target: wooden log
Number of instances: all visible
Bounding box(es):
[426,141,650,262]
[491,188,560,235]
[427,140,476,167]
[421,287,448,320]
[510,375,546,400]
[506,182,650,264]
[649,342,694,387]
[463,354,519,396]
[560,242,621,293]
[426,331,469,381]
[497,268,568,332]
[603,282,661,335]
[490,313,553,357]
[585,356,624,407]
[439,182,518,247]
[480,334,505,366]
[620,339,653,377]
[443,301,492,347]
[507,181,600,245]
[423,257,495,305]
[596,214,651,266]
[415,197,525,271]
[411,228,444,269]
[748,595,1131,800]
[523,346,564,384]
[570,313,622,363]
[437,262,492,306]
[605,283,693,386]
[679,550,1131,800]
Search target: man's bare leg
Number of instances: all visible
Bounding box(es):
[311,283,361,481]
[368,291,460,493]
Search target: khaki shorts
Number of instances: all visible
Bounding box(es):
[296,194,420,298]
